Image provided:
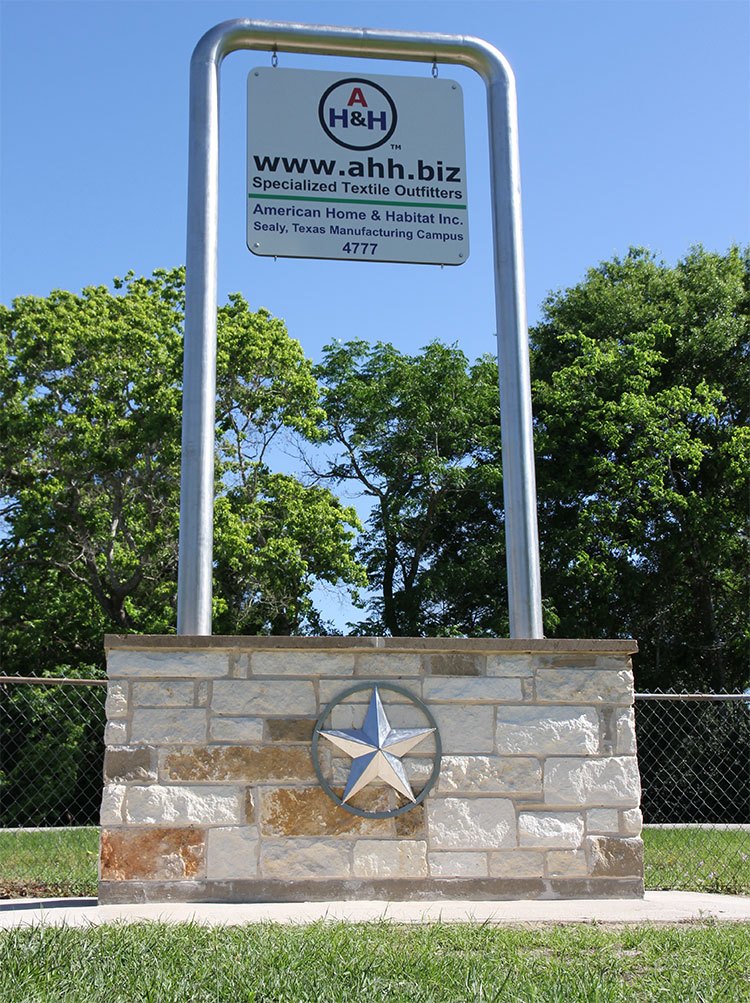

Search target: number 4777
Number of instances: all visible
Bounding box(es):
[341,243,378,255]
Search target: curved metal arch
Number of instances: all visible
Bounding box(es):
[177,18,543,639]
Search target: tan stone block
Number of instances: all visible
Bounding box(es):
[422,653,482,676]
[615,708,637,755]
[353,840,428,878]
[485,655,534,678]
[131,681,195,707]
[544,756,641,808]
[108,649,229,678]
[587,808,620,834]
[212,679,316,716]
[100,785,126,825]
[265,718,317,743]
[355,653,422,677]
[427,797,516,850]
[430,705,495,753]
[429,852,488,877]
[437,756,541,795]
[588,836,644,878]
[546,850,589,877]
[206,826,259,880]
[489,850,544,878]
[319,680,417,706]
[100,827,205,880]
[125,785,241,826]
[130,708,207,745]
[105,682,129,718]
[209,717,264,743]
[104,746,156,783]
[260,786,393,838]
[518,811,584,848]
[535,668,633,705]
[261,839,352,879]
[394,803,427,839]
[162,745,316,783]
[496,706,599,756]
[250,651,355,677]
[423,677,523,702]
[105,720,128,745]
[621,808,643,836]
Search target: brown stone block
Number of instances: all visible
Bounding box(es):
[162,746,316,783]
[588,836,644,878]
[100,827,205,881]
[244,788,256,823]
[423,654,482,676]
[104,747,156,782]
[394,801,426,839]
[260,786,393,837]
[265,718,316,743]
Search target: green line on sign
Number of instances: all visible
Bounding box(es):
[249,193,468,211]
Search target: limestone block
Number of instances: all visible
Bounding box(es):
[621,808,643,836]
[429,852,488,878]
[437,756,541,795]
[430,705,495,753]
[427,797,516,850]
[260,786,392,838]
[206,826,259,880]
[496,706,599,756]
[586,808,620,834]
[422,653,482,677]
[544,756,641,808]
[211,680,316,717]
[209,717,265,743]
[395,803,427,839]
[261,839,352,879]
[355,653,422,677]
[100,827,205,880]
[329,701,428,733]
[130,708,207,745]
[131,681,195,707]
[125,785,241,826]
[616,708,637,755]
[108,649,229,678]
[105,720,128,745]
[546,850,589,877]
[104,746,157,783]
[196,681,210,706]
[485,654,535,678]
[353,840,428,878]
[423,677,523,703]
[535,668,633,705]
[518,811,584,848]
[100,784,126,825]
[588,836,644,878]
[162,745,316,783]
[488,850,544,878]
[105,682,128,718]
[250,651,355,677]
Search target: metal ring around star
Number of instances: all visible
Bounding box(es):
[312,682,442,818]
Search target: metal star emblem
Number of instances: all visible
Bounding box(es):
[319,686,435,803]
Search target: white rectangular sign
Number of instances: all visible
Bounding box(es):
[247,68,469,265]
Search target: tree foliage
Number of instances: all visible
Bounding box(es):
[0,269,364,676]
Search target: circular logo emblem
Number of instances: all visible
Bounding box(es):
[312,682,441,818]
[318,78,398,151]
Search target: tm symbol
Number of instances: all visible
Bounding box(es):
[391,143,401,150]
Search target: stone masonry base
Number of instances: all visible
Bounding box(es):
[100,636,643,904]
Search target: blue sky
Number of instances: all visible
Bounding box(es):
[1,0,748,627]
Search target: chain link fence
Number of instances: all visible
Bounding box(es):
[1,678,748,897]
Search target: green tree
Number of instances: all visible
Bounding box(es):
[314,339,506,636]
[531,246,749,690]
[0,269,364,676]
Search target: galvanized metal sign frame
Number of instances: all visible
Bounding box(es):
[177,18,543,638]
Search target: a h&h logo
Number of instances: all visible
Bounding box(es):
[318,78,397,151]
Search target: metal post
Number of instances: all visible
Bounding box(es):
[177,18,543,637]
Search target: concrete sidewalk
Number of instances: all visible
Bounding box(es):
[0,892,749,928]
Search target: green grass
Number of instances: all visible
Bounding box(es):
[1,826,749,899]
[1,922,749,1002]
[643,827,750,895]
[0,828,98,898]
